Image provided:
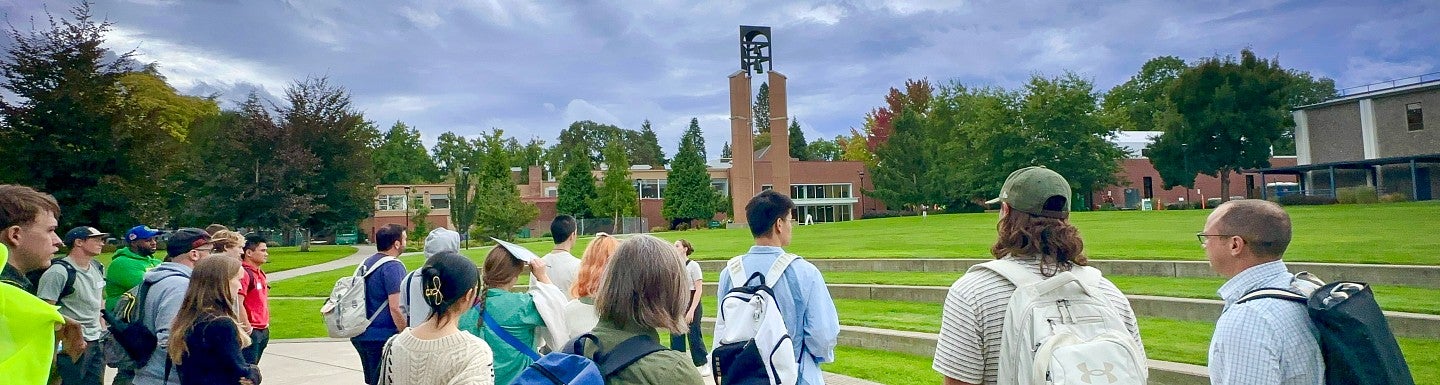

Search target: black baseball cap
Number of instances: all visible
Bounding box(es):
[166,228,214,256]
[63,226,109,246]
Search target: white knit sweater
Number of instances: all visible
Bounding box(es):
[380,328,495,385]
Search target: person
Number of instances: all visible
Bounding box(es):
[237,234,271,365]
[402,227,461,326]
[134,228,215,385]
[530,215,582,299]
[105,225,165,309]
[37,226,112,385]
[378,251,494,385]
[562,232,618,340]
[1201,199,1323,385]
[167,254,258,385]
[670,238,708,375]
[459,239,568,385]
[581,234,702,384]
[716,190,839,385]
[352,224,409,385]
[932,166,1144,385]
[0,184,75,385]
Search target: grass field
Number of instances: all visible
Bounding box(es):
[94,245,357,273]
[491,201,1440,265]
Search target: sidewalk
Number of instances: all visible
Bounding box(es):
[268,245,378,282]
[259,339,885,385]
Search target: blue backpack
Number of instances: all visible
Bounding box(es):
[484,311,666,384]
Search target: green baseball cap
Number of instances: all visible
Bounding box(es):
[985,166,1071,219]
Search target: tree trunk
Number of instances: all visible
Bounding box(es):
[299,228,311,252]
[1219,167,1232,202]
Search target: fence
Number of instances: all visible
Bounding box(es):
[576,217,649,236]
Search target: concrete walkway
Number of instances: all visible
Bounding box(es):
[259,338,883,385]
[269,245,378,282]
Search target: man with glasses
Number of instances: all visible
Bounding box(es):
[132,228,213,385]
[1199,199,1322,385]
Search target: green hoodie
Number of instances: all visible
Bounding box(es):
[103,247,163,309]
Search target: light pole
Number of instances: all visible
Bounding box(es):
[404,185,412,231]
[461,166,470,249]
[1182,144,1191,203]
[857,170,866,215]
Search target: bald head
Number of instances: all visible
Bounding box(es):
[1211,199,1292,259]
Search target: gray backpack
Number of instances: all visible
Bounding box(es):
[321,256,398,338]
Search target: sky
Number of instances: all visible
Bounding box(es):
[1,0,1436,157]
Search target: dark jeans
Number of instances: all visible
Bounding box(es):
[352,339,388,385]
[242,328,270,365]
[669,293,707,366]
[58,340,106,385]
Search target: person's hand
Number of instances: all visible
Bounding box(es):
[529,258,551,284]
[57,317,85,360]
[239,378,255,385]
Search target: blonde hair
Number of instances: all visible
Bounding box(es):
[211,230,244,254]
[169,255,251,364]
[571,233,619,298]
[595,235,689,334]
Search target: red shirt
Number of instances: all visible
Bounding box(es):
[239,261,270,329]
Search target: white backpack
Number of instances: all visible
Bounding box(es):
[321,256,399,338]
[711,253,799,385]
[971,260,1147,385]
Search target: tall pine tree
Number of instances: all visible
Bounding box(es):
[753,82,771,150]
[788,118,808,160]
[557,147,599,218]
[663,118,721,228]
[592,140,639,231]
[634,120,667,167]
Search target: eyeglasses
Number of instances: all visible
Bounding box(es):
[1195,233,1240,245]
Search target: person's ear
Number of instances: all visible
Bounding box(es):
[2,226,20,245]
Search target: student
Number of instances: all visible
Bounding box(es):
[531,215,582,299]
[352,224,409,385]
[167,254,258,385]
[459,239,568,385]
[562,232,618,340]
[37,226,111,385]
[135,228,216,385]
[104,224,164,384]
[932,166,1144,385]
[0,184,75,385]
[581,234,702,384]
[237,234,272,365]
[379,251,494,385]
[1201,199,1322,385]
[715,191,839,385]
[670,239,708,375]
[402,227,461,327]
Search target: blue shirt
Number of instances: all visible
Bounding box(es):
[1209,260,1324,385]
[355,253,406,341]
[716,246,840,385]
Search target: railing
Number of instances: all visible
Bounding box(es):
[1338,72,1440,97]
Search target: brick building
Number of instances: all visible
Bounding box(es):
[1095,131,1299,209]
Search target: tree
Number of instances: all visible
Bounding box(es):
[721,142,732,159]
[556,147,598,218]
[863,79,934,151]
[1016,73,1125,207]
[432,132,476,175]
[838,129,876,167]
[408,195,431,242]
[277,77,379,250]
[1152,49,1291,201]
[1101,56,1189,132]
[1273,70,1338,155]
[235,92,325,246]
[753,82,770,150]
[471,129,536,241]
[592,140,639,231]
[869,109,945,210]
[374,121,441,184]
[808,138,842,161]
[663,118,721,227]
[788,118,809,160]
[632,120,667,167]
[449,160,478,247]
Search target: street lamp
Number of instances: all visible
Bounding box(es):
[404,185,412,231]
[857,170,866,215]
[460,166,470,249]
[1182,144,1191,203]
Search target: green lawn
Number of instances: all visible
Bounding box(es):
[94,245,357,273]
[269,250,530,297]
[700,271,1440,315]
[269,298,328,339]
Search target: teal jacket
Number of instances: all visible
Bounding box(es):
[103,247,163,309]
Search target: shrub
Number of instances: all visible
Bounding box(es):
[1098,203,1120,211]
[1336,187,1357,204]
[649,226,668,233]
[860,210,917,219]
[676,223,691,231]
[1354,187,1379,204]
[1275,194,1337,206]
[943,202,986,214]
[1165,201,1202,210]
[1380,193,1410,203]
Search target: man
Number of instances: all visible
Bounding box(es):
[238,234,272,365]
[37,226,111,385]
[133,228,213,385]
[353,224,408,385]
[531,215,581,299]
[0,184,75,385]
[402,227,460,326]
[1202,199,1323,385]
[716,190,839,385]
[932,166,1143,385]
[104,225,164,310]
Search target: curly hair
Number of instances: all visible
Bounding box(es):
[990,210,1088,277]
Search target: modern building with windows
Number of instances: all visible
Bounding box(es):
[362,184,456,242]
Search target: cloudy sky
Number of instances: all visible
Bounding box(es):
[2,0,1436,156]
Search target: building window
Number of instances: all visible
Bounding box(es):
[790,184,853,200]
[376,194,406,211]
[634,179,668,199]
[711,178,730,197]
[761,184,773,192]
[544,187,558,197]
[1408,103,1424,131]
[429,194,450,209]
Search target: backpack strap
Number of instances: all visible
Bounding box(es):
[763,253,800,288]
[595,334,667,377]
[725,253,801,288]
[1237,288,1308,305]
[724,255,748,288]
[51,258,79,302]
[482,310,541,360]
[972,259,1042,287]
[361,256,399,277]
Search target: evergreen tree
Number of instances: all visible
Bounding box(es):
[472,128,537,240]
[557,147,598,218]
[753,82,771,150]
[788,118,809,160]
[634,120,668,167]
[592,140,639,231]
[663,118,721,228]
[721,142,733,159]
[374,121,441,184]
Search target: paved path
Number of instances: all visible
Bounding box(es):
[254,339,883,385]
[268,245,378,282]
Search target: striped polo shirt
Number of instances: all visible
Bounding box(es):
[932,256,1144,384]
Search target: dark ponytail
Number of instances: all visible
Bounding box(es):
[420,252,479,328]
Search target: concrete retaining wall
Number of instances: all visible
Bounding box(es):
[699,259,1440,289]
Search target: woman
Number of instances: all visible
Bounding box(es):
[669,239,708,374]
[581,234,702,384]
[459,240,568,385]
[167,256,257,385]
[563,233,619,340]
[379,251,493,385]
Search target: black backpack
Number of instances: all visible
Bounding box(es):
[49,258,103,306]
[1240,280,1415,385]
[102,273,183,364]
